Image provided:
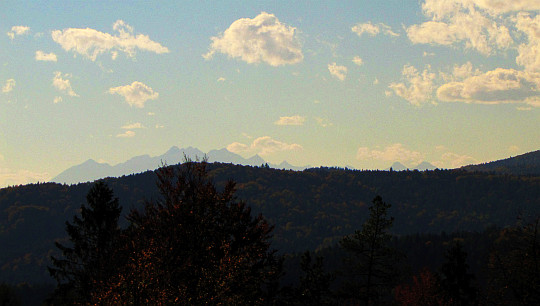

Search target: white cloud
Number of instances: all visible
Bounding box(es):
[433,152,478,168]
[357,143,424,166]
[108,81,158,108]
[7,25,29,39]
[121,122,144,129]
[35,51,57,62]
[2,79,15,93]
[515,13,540,72]
[227,142,250,153]
[227,136,302,156]
[275,115,305,126]
[389,64,436,106]
[116,130,135,138]
[351,22,399,38]
[473,0,540,15]
[314,117,333,127]
[451,61,481,80]
[0,167,50,187]
[352,56,363,66]
[437,68,540,107]
[51,20,169,61]
[328,62,347,81]
[52,71,78,97]
[203,12,303,66]
[407,0,513,56]
[53,96,63,104]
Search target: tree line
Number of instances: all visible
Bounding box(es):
[38,162,539,304]
[0,161,538,304]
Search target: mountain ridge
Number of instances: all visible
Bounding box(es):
[51,146,309,185]
[462,150,540,176]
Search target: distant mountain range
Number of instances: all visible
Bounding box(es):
[386,161,437,171]
[461,150,540,176]
[51,146,309,185]
[52,146,540,185]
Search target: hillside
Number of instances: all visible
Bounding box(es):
[462,150,540,176]
[1,163,539,284]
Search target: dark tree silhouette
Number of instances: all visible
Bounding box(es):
[439,241,478,305]
[48,181,121,304]
[488,217,540,305]
[340,195,403,305]
[92,161,280,304]
[288,251,335,305]
[0,283,20,306]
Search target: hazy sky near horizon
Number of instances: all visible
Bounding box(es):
[1,0,539,186]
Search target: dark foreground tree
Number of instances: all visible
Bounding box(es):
[282,251,335,305]
[0,283,20,306]
[439,241,478,305]
[488,217,540,305]
[48,181,121,304]
[339,195,403,305]
[92,161,280,304]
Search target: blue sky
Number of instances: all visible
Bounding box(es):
[1,0,539,186]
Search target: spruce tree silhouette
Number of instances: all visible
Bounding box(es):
[48,181,121,304]
[340,195,403,305]
[439,241,478,305]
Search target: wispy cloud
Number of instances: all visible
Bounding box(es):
[227,136,302,156]
[52,20,169,61]
[389,64,435,106]
[203,12,303,66]
[7,25,29,39]
[121,122,144,129]
[352,22,399,38]
[116,130,135,138]
[2,79,16,93]
[108,81,158,108]
[352,56,363,66]
[53,72,78,97]
[328,62,347,81]
[275,115,305,126]
[35,51,57,62]
[0,167,50,187]
[433,151,478,168]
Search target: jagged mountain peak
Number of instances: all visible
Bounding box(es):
[51,147,307,185]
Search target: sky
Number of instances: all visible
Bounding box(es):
[1,0,539,187]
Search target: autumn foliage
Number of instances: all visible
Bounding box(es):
[90,161,280,304]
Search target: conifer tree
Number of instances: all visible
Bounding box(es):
[48,181,121,304]
[488,217,540,305]
[295,251,335,305]
[92,161,280,304]
[439,241,478,305]
[340,195,403,305]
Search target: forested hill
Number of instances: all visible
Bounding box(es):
[1,163,539,283]
[462,150,540,176]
